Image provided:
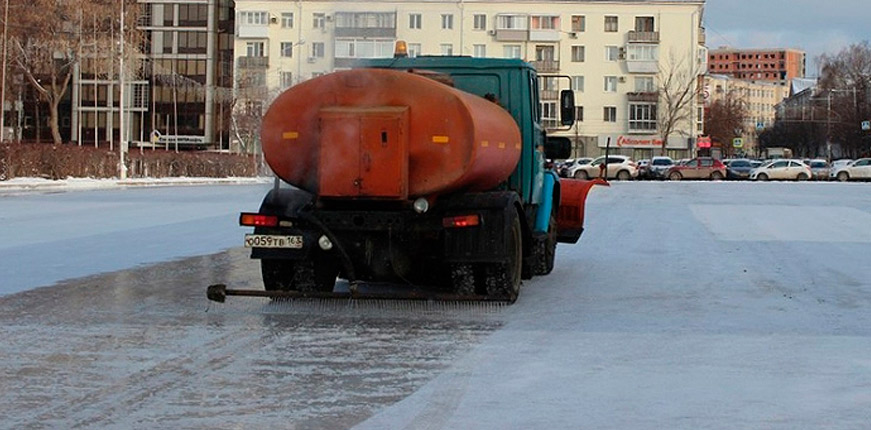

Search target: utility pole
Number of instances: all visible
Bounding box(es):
[119,0,128,179]
[1,0,9,142]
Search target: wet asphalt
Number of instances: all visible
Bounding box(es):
[0,248,503,429]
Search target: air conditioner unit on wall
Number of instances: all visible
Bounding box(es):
[488,29,496,36]
[618,76,626,83]
[569,32,577,39]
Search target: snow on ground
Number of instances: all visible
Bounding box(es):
[2,180,871,428]
[354,181,871,429]
[0,178,271,296]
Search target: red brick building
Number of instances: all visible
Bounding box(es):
[707,48,806,86]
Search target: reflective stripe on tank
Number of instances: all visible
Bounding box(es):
[432,135,450,143]
[283,131,299,140]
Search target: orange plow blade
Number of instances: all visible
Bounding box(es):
[556,178,608,244]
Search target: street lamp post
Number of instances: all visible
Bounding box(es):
[119,0,127,179]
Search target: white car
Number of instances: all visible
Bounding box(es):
[564,157,594,178]
[750,159,812,181]
[572,155,638,180]
[830,158,871,181]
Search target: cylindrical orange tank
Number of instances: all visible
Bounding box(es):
[261,68,521,200]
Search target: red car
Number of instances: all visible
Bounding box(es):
[666,157,726,180]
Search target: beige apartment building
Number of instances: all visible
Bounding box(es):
[233,0,707,159]
[704,74,789,155]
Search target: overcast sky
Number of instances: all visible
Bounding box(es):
[703,0,868,76]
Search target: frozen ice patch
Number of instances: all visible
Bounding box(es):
[690,205,871,243]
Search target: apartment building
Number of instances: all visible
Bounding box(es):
[708,48,805,86]
[68,0,235,150]
[233,0,707,159]
[704,74,790,154]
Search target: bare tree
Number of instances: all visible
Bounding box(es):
[657,52,704,156]
[6,0,141,144]
[704,89,747,157]
[817,41,871,157]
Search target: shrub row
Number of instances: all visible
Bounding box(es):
[0,142,260,180]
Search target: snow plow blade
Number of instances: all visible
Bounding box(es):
[556,178,608,244]
[206,284,515,303]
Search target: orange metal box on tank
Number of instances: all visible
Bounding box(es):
[260,69,522,200]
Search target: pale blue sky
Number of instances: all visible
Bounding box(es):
[703,0,868,76]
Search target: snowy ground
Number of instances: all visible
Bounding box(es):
[1,180,870,428]
[0,178,270,296]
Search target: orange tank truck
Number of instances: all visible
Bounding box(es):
[209,54,605,304]
[261,68,522,200]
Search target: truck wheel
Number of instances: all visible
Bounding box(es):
[261,256,338,293]
[449,263,476,296]
[484,212,522,302]
[541,215,557,275]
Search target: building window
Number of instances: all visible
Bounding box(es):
[239,11,268,26]
[313,13,325,29]
[473,44,486,58]
[280,42,293,57]
[605,46,620,61]
[408,43,421,57]
[627,45,658,61]
[335,12,395,29]
[311,42,325,58]
[335,39,394,58]
[504,45,521,59]
[575,106,584,122]
[635,16,655,32]
[571,46,585,62]
[280,72,293,88]
[572,76,584,92]
[604,76,617,92]
[497,14,527,30]
[530,15,558,30]
[473,14,486,30]
[246,41,265,57]
[541,101,558,127]
[281,12,294,28]
[440,43,453,55]
[409,13,421,29]
[571,15,585,32]
[604,16,618,32]
[635,76,655,92]
[441,14,453,29]
[628,103,657,131]
[604,106,617,122]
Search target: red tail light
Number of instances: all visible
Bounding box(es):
[240,213,279,227]
[443,214,481,228]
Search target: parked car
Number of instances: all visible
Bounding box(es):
[647,156,675,180]
[807,159,830,180]
[750,159,812,181]
[724,158,755,180]
[572,155,638,180]
[831,159,854,170]
[563,157,593,178]
[636,159,651,179]
[830,158,871,181]
[665,157,726,180]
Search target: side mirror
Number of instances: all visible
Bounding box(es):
[544,136,572,160]
[560,89,575,126]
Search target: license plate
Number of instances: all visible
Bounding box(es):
[244,234,303,249]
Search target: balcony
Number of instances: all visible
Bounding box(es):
[238,56,269,69]
[494,29,528,42]
[698,28,706,45]
[540,90,559,100]
[628,31,659,43]
[627,92,659,102]
[531,60,560,73]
